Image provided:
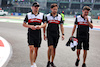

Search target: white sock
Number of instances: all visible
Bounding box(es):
[31,65,33,67]
[33,62,35,65]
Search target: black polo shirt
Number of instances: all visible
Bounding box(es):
[75,15,93,38]
[24,12,45,38]
[45,13,63,35]
[24,12,45,32]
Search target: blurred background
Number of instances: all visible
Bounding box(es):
[0,0,100,19]
[0,1,100,67]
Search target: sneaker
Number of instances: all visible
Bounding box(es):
[33,63,37,67]
[82,63,86,67]
[46,61,51,67]
[51,62,56,67]
[75,59,80,66]
[31,65,34,67]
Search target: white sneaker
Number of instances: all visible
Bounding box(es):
[31,65,34,67]
[33,63,37,67]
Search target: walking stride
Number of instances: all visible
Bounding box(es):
[71,6,93,67]
[23,2,46,67]
[44,3,64,67]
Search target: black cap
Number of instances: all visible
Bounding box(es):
[32,2,39,7]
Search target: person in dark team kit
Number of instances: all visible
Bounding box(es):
[44,4,64,67]
[71,6,93,67]
[23,2,46,67]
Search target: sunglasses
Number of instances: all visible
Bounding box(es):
[34,5,39,7]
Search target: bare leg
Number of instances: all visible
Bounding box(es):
[51,47,56,62]
[29,45,34,65]
[77,49,81,60]
[47,46,51,61]
[33,47,38,63]
[83,50,87,64]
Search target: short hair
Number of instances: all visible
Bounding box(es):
[83,6,90,11]
[50,3,58,8]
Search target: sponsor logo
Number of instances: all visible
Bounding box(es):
[30,18,41,22]
[49,20,60,24]
[28,18,42,23]
[78,22,89,26]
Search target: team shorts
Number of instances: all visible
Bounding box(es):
[47,34,59,48]
[77,38,89,50]
[27,32,41,47]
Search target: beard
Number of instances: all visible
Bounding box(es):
[52,12,57,15]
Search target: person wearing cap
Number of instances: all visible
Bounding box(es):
[23,2,46,67]
[71,6,93,67]
[44,3,64,67]
[61,11,65,23]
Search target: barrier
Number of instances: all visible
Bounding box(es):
[98,16,100,20]
[9,13,26,16]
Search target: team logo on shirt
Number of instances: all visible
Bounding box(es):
[78,22,89,26]
[28,18,42,23]
[48,20,60,24]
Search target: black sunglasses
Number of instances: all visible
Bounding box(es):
[34,5,39,7]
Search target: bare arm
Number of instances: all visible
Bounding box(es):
[60,24,64,40]
[36,22,46,29]
[23,22,36,30]
[60,24,64,35]
[85,16,93,29]
[43,23,47,40]
[87,19,93,29]
[71,25,76,36]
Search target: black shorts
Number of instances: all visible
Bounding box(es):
[47,34,59,48]
[27,32,41,47]
[77,38,89,50]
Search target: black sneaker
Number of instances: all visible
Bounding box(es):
[82,63,86,67]
[46,61,51,67]
[75,59,80,66]
[51,62,56,67]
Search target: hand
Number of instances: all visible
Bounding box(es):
[70,36,74,40]
[44,34,47,40]
[30,25,36,30]
[36,25,41,30]
[84,16,88,20]
[62,35,64,40]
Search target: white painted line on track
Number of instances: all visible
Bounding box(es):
[0,36,12,67]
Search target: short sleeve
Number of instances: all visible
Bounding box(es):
[24,15,28,23]
[90,18,93,23]
[45,16,48,23]
[74,18,78,25]
[60,17,64,24]
[42,15,45,23]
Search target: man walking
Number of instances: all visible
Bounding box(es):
[23,2,46,67]
[71,6,93,67]
[44,4,64,67]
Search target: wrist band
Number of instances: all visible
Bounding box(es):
[62,34,64,35]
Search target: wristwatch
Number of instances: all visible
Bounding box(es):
[62,34,64,35]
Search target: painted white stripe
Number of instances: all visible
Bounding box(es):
[0,36,12,67]
[0,19,23,23]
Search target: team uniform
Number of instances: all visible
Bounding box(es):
[24,12,45,47]
[75,15,93,50]
[45,13,63,48]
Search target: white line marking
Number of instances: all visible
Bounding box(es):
[0,36,12,67]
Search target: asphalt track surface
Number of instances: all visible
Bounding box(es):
[0,16,100,67]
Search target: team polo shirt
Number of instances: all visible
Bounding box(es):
[45,13,63,34]
[24,12,45,33]
[75,15,93,38]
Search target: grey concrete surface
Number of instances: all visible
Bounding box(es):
[0,22,100,67]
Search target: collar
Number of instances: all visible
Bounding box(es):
[50,13,58,17]
[81,14,85,19]
[32,12,39,16]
